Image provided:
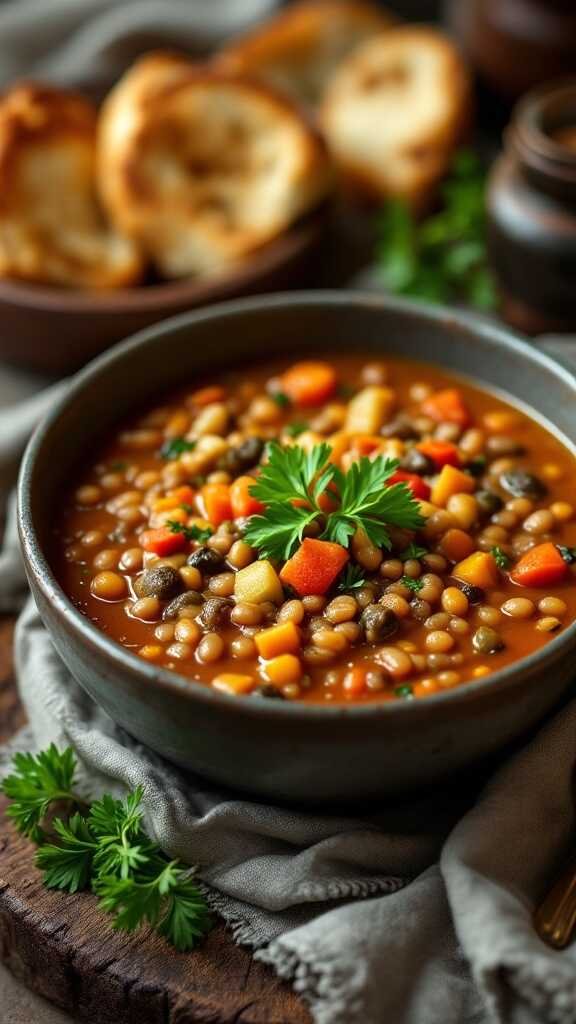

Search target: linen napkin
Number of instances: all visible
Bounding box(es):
[2,369,576,1024]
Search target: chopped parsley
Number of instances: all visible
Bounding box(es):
[271,391,290,408]
[557,546,576,564]
[394,684,414,700]
[464,455,487,477]
[491,546,511,570]
[243,442,424,561]
[285,421,309,438]
[160,437,196,460]
[400,575,424,592]
[336,565,367,593]
[165,521,213,543]
[400,542,428,561]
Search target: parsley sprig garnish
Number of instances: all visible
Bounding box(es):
[558,546,576,565]
[243,442,424,561]
[166,520,213,543]
[336,565,367,593]
[400,542,428,561]
[2,745,210,951]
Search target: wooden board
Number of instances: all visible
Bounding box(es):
[0,616,310,1024]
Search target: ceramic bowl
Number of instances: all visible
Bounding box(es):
[17,291,576,802]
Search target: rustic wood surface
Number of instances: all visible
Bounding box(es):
[0,616,310,1024]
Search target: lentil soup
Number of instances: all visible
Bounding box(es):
[54,355,576,704]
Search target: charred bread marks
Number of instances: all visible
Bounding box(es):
[0,83,143,288]
[98,58,330,277]
[217,0,394,109]
[320,27,472,207]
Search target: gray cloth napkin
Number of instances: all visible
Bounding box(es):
[1,382,576,1024]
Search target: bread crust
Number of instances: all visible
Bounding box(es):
[216,0,395,108]
[0,83,143,289]
[320,26,472,208]
[98,54,331,278]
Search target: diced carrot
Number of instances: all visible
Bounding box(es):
[510,542,568,588]
[350,435,384,456]
[326,432,350,464]
[440,528,476,562]
[421,388,471,427]
[262,654,302,685]
[190,385,226,406]
[200,482,233,526]
[281,361,337,407]
[388,470,430,501]
[279,538,349,596]
[212,673,255,696]
[167,485,195,506]
[255,621,301,660]
[230,476,264,518]
[139,527,186,556]
[343,666,367,698]
[431,465,475,507]
[453,551,500,590]
[417,440,461,469]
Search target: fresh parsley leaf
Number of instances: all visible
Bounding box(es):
[95,862,210,952]
[401,576,424,592]
[1,745,77,841]
[160,437,196,460]
[165,520,213,543]
[271,391,290,408]
[324,457,424,550]
[557,546,576,564]
[244,444,424,560]
[285,421,309,438]
[400,542,428,561]
[2,746,211,952]
[491,546,511,570]
[376,149,496,311]
[36,813,96,892]
[336,564,367,592]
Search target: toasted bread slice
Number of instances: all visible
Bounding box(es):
[98,56,331,278]
[216,0,394,109]
[0,83,143,289]
[320,26,472,207]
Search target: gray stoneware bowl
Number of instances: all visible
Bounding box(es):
[18,292,576,803]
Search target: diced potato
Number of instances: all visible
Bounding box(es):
[344,386,396,434]
[453,552,500,590]
[212,673,255,695]
[234,560,284,605]
[326,431,351,463]
[293,430,323,451]
[431,465,475,507]
[255,622,301,660]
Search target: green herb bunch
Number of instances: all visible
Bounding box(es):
[376,150,496,310]
[243,441,424,561]
[1,745,210,951]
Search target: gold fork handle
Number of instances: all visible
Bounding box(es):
[535,859,576,949]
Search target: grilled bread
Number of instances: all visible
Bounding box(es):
[320,26,472,207]
[0,83,143,288]
[98,55,331,278]
[216,0,394,109]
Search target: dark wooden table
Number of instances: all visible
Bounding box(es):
[0,616,311,1024]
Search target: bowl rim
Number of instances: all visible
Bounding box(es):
[17,289,576,723]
